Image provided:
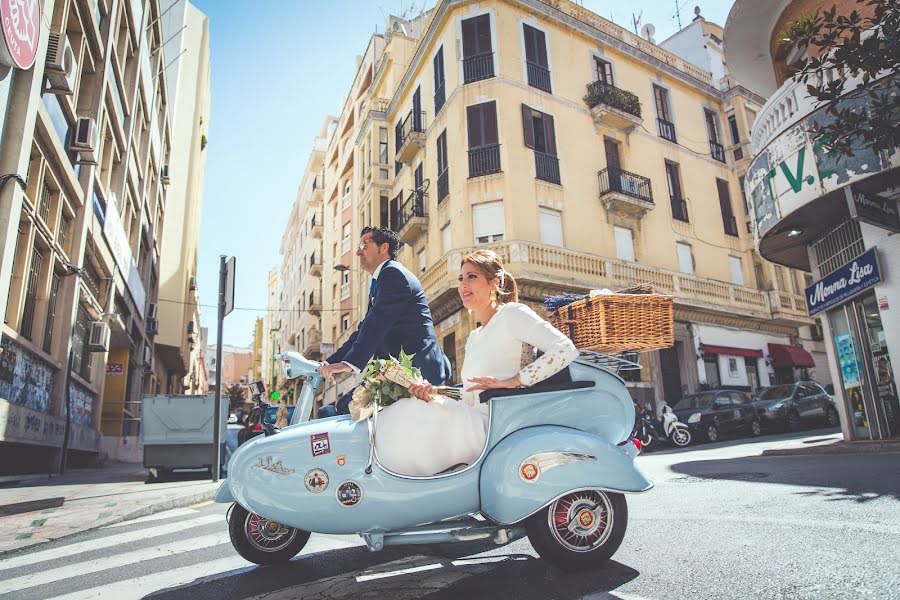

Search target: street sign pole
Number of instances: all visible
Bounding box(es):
[213,255,236,483]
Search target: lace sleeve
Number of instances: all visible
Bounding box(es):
[503,304,579,387]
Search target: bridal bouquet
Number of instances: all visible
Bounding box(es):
[349,350,461,421]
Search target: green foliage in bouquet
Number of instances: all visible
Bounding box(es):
[356,349,461,412]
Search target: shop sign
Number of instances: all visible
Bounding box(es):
[846,187,900,233]
[106,363,124,375]
[0,0,41,70]
[103,198,146,318]
[805,247,882,316]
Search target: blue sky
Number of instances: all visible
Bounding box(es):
[191,0,735,347]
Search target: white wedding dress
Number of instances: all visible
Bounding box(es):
[375,302,579,476]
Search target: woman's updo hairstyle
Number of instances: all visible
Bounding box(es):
[461,249,518,304]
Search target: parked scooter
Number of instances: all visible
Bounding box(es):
[633,404,660,451]
[660,403,691,447]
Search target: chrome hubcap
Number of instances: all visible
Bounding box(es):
[245,512,297,552]
[548,491,614,553]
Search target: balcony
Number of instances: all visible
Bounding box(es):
[308,254,323,277]
[709,140,726,163]
[437,169,449,203]
[468,144,501,178]
[768,291,814,325]
[310,211,323,239]
[308,292,323,315]
[598,167,654,217]
[534,151,560,185]
[463,52,494,84]
[584,80,643,132]
[657,118,677,143]
[526,61,552,93]
[396,109,426,164]
[301,330,322,358]
[395,190,428,243]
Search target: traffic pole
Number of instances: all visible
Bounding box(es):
[213,255,226,482]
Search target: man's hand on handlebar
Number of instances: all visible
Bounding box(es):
[320,362,354,380]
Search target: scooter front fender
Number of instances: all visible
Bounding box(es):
[214,481,234,504]
[480,425,652,525]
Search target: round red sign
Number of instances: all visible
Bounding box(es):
[0,0,41,70]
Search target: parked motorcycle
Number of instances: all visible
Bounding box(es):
[660,403,691,447]
[633,404,661,451]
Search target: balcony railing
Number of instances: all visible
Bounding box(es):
[395,190,429,242]
[396,109,426,163]
[709,140,726,163]
[671,196,689,222]
[463,52,494,83]
[526,61,552,93]
[534,151,560,185]
[468,144,501,178]
[434,82,446,114]
[584,80,641,118]
[723,214,739,237]
[437,169,449,203]
[657,118,677,143]
[598,167,653,204]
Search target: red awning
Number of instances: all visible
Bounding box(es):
[701,344,764,358]
[768,343,816,368]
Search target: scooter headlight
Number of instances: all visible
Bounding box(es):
[687,412,701,424]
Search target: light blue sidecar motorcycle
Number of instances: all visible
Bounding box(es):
[215,350,652,571]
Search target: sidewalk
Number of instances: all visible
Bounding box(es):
[761,437,900,456]
[0,463,222,556]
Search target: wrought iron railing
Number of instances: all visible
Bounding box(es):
[397,109,426,153]
[598,167,653,203]
[468,144,501,178]
[396,190,429,232]
[437,169,449,203]
[527,62,552,93]
[671,196,689,222]
[463,52,494,83]
[709,140,726,163]
[657,118,677,143]
[584,80,641,118]
[535,151,560,184]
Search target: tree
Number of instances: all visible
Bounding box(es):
[225,383,245,412]
[780,0,899,156]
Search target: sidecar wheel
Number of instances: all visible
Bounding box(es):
[229,504,310,565]
[525,490,627,571]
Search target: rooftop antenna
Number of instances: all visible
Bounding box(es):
[673,0,686,30]
[631,11,643,35]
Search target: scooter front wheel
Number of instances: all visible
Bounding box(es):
[228,503,311,565]
[671,427,691,447]
[525,490,627,571]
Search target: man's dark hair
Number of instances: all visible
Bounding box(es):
[361,226,399,260]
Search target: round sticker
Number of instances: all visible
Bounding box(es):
[520,462,539,483]
[336,480,363,507]
[304,468,329,493]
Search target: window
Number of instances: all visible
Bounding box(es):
[433,46,446,114]
[704,357,721,389]
[738,176,749,215]
[442,224,451,254]
[665,161,688,222]
[653,85,676,142]
[791,270,801,294]
[19,246,44,340]
[539,208,563,247]
[379,193,389,229]
[443,333,457,383]
[341,271,350,299]
[745,107,757,134]
[461,14,494,83]
[418,249,426,274]
[342,181,351,208]
[676,242,694,274]
[614,226,635,261]
[717,178,738,237]
[473,201,504,244]
[522,105,559,184]
[593,56,613,84]
[43,271,60,353]
[341,313,350,332]
[378,127,388,164]
[775,265,787,291]
[71,306,93,380]
[341,223,351,254]
[466,101,500,177]
[436,129,449,202]
[705,109,725,162]
[728,114,740,145]
[523,24,551,93]
[729,256,744,286]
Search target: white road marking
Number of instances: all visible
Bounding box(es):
[103,507,199,528]
[355,562,444,582]
[0,514,222,571]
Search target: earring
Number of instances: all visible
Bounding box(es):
[490,290,497,304]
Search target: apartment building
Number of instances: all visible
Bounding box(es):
[261,267,281,391]
[0,0,180,472]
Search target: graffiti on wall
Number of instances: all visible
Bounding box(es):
[0,398,102,451]
[0,337,56,414]
[68,380,95,426]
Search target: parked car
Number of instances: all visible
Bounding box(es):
[752,381,839,431]
[671,390,761,443]
[237,405,295,445]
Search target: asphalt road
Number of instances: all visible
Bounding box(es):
[2,427,898,600]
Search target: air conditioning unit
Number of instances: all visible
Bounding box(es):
[187,320,196,334]
[146,317,159,335]
[146,302,158,320]
[87,321,110,352]
[144,355,155,373]
[160,164,171,185]
[188,276,197,290]
[45,32,77,94]
[69,117,98,163]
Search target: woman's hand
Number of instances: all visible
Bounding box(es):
[466,375,521,392]
[408,380,435,402]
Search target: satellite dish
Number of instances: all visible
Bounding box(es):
[640,23,656,43]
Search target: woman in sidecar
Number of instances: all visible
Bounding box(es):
[216,251,651,571]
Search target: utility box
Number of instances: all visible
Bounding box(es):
[141,394,228,479]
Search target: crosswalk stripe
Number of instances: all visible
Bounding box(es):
[0,514,223,572]
[103,507,198,528]
[46,534,363,600]
[0,532,231,595]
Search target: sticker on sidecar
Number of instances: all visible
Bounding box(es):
[253,456,295,476]
[305,468,329,493]
[336,480,363,507]
[337,454,346,467]
[310,433,331,457]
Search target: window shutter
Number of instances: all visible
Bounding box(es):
[476,14,492,55]
[523,25,536,63]
[543,112,557,156]
[521,104,535,149]
[535,27,548,68]
[716,178,733,216]
[483,101,498,145]
[614,226,635,262]
[462,17,476,58]
[666,162,683,198]
[539,209,563,247]
[594,58,614,85]
[466,104,483,149]
[433,47,444,88]
[473,201,505,242]
[729,256,744,286]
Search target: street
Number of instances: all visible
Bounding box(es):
[1,429,897,600]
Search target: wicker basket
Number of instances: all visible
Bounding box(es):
[549,293,674,353]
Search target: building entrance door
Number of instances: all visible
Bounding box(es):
[660,343,683,405]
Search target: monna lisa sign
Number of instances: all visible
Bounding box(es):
[0,0,41,70]
[805,247,882,316]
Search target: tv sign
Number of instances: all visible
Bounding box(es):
[805,248,882,316]
[0,0,41,70]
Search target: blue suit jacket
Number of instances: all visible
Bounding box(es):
[326,260,452,385]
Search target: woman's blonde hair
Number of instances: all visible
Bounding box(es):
[461,249,518,304]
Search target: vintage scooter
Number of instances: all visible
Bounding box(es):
[214,350,652,571]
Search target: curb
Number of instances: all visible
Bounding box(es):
[761,442,900,456]
[0,485,220,557]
